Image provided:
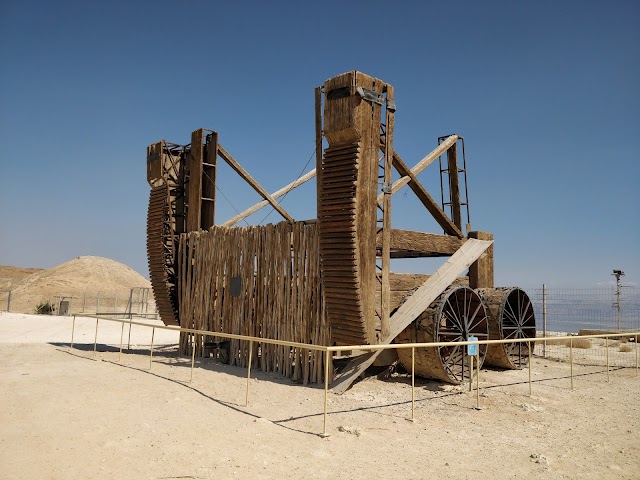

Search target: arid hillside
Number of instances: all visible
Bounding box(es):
[2,256,151,313]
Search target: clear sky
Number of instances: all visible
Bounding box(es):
[1,0,638,289]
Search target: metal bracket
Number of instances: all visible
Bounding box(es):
[356,87,384,106]
[382,182,392,194]
[386,99,396,112]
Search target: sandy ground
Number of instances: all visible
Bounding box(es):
[1,313,639,480]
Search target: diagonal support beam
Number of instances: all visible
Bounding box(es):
[378,137,463,238]
[330,238,493,394]
[217,145,294,223]
[222,169,316,227]
[380,134,458,197]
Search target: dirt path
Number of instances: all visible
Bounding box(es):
[1,314,638,479]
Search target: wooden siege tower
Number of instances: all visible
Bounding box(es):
[146,70,536,392]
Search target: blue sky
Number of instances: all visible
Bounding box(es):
[0,0,638,289]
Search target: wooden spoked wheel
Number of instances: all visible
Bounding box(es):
[396,286,489,384]
[478,287,536,369]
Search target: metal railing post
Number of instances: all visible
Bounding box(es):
[322,350,330,437]
[570,337,574,390]
[93,318,99,357]
[149,327,155,370]
[190,336,196,383]
[70,315,76,348]
[606,336,610,382]
[542,284,547,357]
[469,354,474,392]
[636,335,638,377]
[246,340,253,407]
[476,352,480,408]
[7,289,11,312]
[119,321,125,361]
[528,340,532,396]
[411,347,415,421]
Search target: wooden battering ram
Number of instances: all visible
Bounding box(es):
[145,71,535,390]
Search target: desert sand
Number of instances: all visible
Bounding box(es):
[1,312,639,479]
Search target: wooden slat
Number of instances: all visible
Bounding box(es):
[217,144,294,223]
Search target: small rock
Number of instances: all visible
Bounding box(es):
[519,403,544,412]
[253,417,271,424]
[530,454,550,466]
[337,425,362,437]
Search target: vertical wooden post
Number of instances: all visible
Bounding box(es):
[201,131,217,229]
[187,129,205,232]
[315,86,323,215]
[447,143,462,231]
[380,85,394,340]
[468,231,494,289]
[6,290,11,312]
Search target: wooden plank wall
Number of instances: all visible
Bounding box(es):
[177,221,329,384]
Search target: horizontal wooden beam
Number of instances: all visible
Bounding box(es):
[217,145,294,223]
[222,169,316,227]
[376,229,465,256]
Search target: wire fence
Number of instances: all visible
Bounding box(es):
[0,287,156,316]
[529,286,640,367]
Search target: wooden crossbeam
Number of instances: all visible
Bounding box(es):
[217,145,294,223]
[376,229,465,256]
[221,169,316,227]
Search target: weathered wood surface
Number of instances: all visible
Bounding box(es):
[187,129,204,232]
[380,84,395,339]
[375,272,468,315]
[217,145,294,223]
[446,142,462,231]
[331,238,493,393]
[320,71,387,346]
[201,131,217,229]
[376,229,466,256]
[468,231,494,288]
[178,221,329,384]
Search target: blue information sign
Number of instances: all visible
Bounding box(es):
[467,336,478,356]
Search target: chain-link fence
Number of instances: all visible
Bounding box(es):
[0,287,156,316]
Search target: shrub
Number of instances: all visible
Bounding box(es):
[619,343,633,353]
[35,301,53,315]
